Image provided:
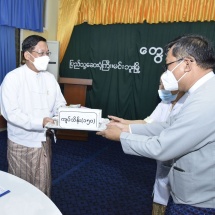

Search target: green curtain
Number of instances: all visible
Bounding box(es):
[60,22,215,119]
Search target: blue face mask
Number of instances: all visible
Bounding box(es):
[158,90,178,103]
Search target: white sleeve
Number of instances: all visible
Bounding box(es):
[0,73,44,131]
[144,102,165,123]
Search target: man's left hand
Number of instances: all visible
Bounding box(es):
[96,124,122,141]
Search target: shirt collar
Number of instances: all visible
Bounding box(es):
[24,64,42,77]
[188,71,215,95]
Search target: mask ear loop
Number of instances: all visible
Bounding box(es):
[27,51,35,64]
[170,60,184,72]
[177,58,193,82]
[177,72,187,82]
[27,51,34,57]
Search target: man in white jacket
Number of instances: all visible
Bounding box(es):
[0,35,66,197]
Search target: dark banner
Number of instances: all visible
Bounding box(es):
[60,22,215,119]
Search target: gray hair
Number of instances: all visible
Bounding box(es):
[165,34,215,70]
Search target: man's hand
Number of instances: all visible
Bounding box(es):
[96,124,122,141]
[108,115,125,123]
[108,115,131,125]
[108,121,130,132]
[43,117,54,127]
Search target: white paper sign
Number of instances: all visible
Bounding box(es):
[58,108,102,130]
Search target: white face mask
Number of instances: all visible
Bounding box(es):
[28,52,50,71]
[161,60,187,91]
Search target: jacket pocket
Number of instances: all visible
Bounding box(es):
[171,168,194,203]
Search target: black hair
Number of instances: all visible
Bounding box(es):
[165,34,215,70]
[22,35,46,53]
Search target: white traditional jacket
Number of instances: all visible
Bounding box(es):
[0,64,66,147]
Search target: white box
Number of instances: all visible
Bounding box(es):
[58,107,102,130]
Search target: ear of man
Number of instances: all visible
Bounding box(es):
[24,51,31,61]
[184,57,194,73]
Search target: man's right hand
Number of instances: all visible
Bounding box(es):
[43,117,54,127]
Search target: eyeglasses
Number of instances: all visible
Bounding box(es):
[31,50,51,57]
[163,58,183,71]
